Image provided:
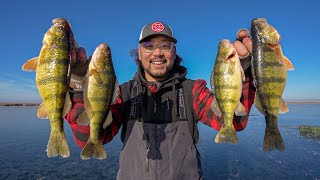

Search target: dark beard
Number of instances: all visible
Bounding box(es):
[145,68,168,78]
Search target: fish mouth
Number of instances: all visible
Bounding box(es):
[52,18,67,24]
[252,18,269,31]
[227,50,236,60]
[52,18,72,28]
[267,36,281,49]
[252,18,267,23]
[268,43,279,49]
[51,18,71,33]
[219,39,236,60]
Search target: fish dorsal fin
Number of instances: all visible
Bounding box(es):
[235,102,247,116]
[210,84,215,94]
[22,57,38,72]
[210,74,215,94]
[279,97,289,114]
[112,78,120,104]
[282,56,295,71]
[254,93,267,116]
[81,77,92,119]
[250,66,258,88]
[103,110,113,129]
[63,92,72,118]
[81,86,92,125]
[37,102,49,119]
[77,111,90,126]
[102,77,120,129]
[240,66,245,82]
[210,97,222,117]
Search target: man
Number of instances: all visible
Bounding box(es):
[66,21,255,180]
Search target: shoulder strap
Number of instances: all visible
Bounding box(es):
[129,81,140,120]
[131,81,139,98]
[181,79,199,144]
[177,87,187,120]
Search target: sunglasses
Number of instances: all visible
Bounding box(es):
[139,41,175,53]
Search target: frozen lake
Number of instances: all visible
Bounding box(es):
[0,104,319,179]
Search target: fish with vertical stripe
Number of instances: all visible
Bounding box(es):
[77,43,120,160]
[210,39,247,144]
[251,18,294,151]
[22,18,75,157]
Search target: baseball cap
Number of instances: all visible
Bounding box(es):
[139,22,177,44]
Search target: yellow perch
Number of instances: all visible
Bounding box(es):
[77,43,119,160]
[251,18,294,151]
[22,18,75,157]
[210,39,246,144]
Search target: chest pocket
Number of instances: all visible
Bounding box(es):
[129,81,187,123]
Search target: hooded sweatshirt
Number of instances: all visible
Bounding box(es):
[65,65,255,148]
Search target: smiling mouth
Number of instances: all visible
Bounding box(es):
[151,59,166,65]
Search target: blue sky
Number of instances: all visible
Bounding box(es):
[1,0,319,103]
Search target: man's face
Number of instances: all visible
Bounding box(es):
[138,36,176,81]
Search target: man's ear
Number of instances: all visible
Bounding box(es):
[138,47,142,62]
[173,46,177,59]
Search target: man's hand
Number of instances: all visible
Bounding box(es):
[69,47,89,91]
[233,28,252,71]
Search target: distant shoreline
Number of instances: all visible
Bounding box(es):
[0,101,320,106]
[0,103,40,106]
[287,101,320,104]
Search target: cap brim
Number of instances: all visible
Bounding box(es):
[139,34,177,44]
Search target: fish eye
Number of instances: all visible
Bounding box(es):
[58,26,64,30]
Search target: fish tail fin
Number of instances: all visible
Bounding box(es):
[215,126,238,144]
[47,130,70,158]
[263,126,285,151]
[80,138,107,160]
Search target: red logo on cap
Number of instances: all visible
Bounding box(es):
[151,22,164,32]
